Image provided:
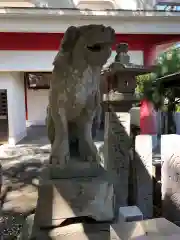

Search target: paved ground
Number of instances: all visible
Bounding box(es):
[18,126,49,145]
[0,126,104,239]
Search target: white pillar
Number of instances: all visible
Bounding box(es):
[0,72,26,145]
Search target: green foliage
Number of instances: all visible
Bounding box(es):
[176,104,180,112]
[135,73,164,110]
[136,45,180,111]
[156,46,180,77]
[136,73,154,99]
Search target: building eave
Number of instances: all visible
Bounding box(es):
[0,8,180,20]
[0,8,180,33]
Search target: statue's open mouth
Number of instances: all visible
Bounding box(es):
[87,43,102,52]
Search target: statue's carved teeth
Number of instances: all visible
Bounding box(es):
[87,43,102,52]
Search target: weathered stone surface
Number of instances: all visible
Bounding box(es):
[46,24,115,167]
[111,218,180,240]
[47,160,104,179]
[135,135,153,219]
[21,222,110,240]
[104,111,131,207]
[35,167,114,227]
[118,206,143,222]
[161,134,180,225]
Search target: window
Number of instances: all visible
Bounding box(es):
[0,90,7,119]
[25,72,51,89]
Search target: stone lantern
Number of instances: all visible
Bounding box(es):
[103,43,152,112]
[103,43,153,207]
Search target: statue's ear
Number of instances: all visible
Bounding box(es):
[53,26,80,66]
[61,26,80,52]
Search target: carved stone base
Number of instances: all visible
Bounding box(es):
[34,164,115,228]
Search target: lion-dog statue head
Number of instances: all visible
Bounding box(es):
[53,24,115,70]
[47,25,115,166]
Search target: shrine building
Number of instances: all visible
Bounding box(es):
[0,0,180,144]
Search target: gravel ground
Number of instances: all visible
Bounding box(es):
[0,142,50,239]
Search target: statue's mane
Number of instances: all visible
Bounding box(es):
[53,26,81,67]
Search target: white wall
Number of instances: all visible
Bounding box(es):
[75,0,157,10]
[27,89,48,126]
[0,72,26,145]
[0,50,143,72]
[0,51,55,72]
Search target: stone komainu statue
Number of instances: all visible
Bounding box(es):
[46,25,115,167]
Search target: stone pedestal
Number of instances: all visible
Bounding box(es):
[33,162,115,229]
[20,162,115,239]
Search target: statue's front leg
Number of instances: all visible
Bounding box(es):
[50,106,70,168]
[77,110,101,165]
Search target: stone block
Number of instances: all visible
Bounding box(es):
[104,112,131,207]
[118,206,143,222]
[111,217,180,240]
[135,135,153,219]
[35,166,115,228]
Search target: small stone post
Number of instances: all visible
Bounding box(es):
[104,110,131,207]
[135,135,153,219]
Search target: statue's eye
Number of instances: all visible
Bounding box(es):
[87,44,102,52]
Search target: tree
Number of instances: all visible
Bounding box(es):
[136,45,180,133]
[156,46,180,77]
[135,73,164,110]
